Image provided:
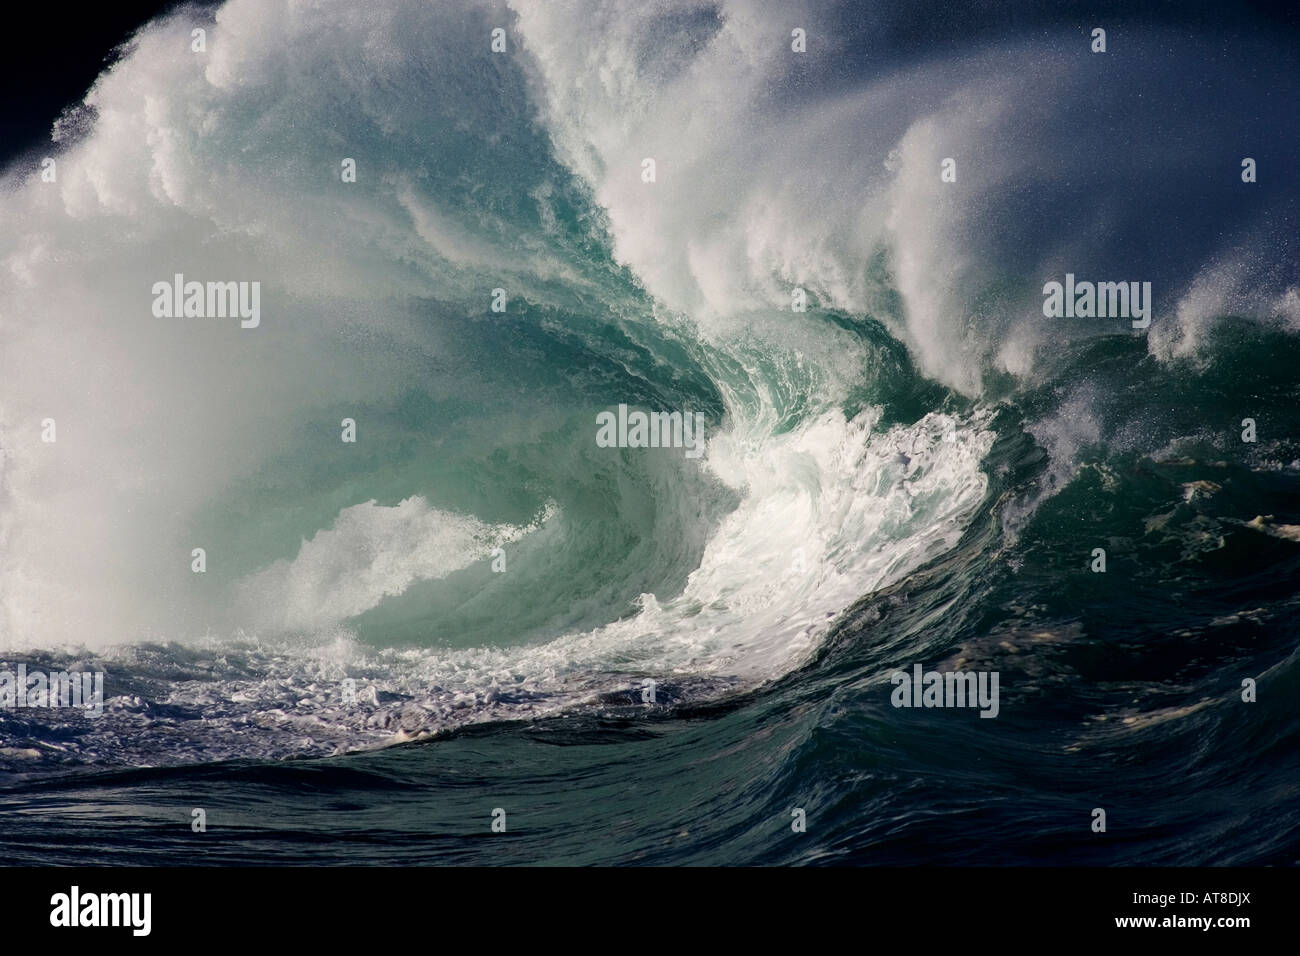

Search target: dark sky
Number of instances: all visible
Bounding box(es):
[0,1,218,165]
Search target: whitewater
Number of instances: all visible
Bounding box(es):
[0,0,1296,786]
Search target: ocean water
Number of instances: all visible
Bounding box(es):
[0,0,1298,865]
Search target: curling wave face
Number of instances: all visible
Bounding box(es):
[0,0,1297,771]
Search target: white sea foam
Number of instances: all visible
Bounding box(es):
[1,0,1294,761]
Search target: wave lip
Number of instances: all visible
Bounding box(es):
[235,497,556,633]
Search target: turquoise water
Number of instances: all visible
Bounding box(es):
[1,0,1298,864]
